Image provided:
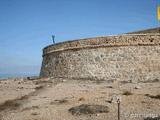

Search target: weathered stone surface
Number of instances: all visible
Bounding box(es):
[68,104,109,115]
[40,34,160,82]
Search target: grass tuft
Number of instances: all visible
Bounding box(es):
[122,90,133,96]
[0,100,20,111]
[18,95,29,100]
[35,85,44,90]
[145,94,160,100]
[0,95,30,112]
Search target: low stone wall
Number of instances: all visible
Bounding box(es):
[126,27,160,34]
[43,34,160,56]
[40,34,160,82]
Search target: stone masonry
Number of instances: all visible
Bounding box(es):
[40,30,160,82]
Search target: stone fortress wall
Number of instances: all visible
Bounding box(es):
[40,28,160,82]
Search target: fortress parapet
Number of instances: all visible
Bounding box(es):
[40,28,160,82]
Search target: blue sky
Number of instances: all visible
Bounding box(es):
[0,0,159,77]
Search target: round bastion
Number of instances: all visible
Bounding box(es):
[40,32,160,82]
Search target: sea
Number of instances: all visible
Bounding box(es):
[0,73,39,78]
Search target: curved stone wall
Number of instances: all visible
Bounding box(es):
[40,34,160,82]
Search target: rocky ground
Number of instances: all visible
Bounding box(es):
[0,77,160,120]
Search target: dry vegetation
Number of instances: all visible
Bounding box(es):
[35,85,44,90]
[0,95,29,112]
[0,77,159,120]
[122,90,133,96]
[145,94,160,100]
[0,99,20,112]
[144,116,160,120]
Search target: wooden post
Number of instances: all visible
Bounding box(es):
[117,98,120,120]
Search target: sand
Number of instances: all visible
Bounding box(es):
[0,77,159,120]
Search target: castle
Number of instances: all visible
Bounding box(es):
[40,27,160,82]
